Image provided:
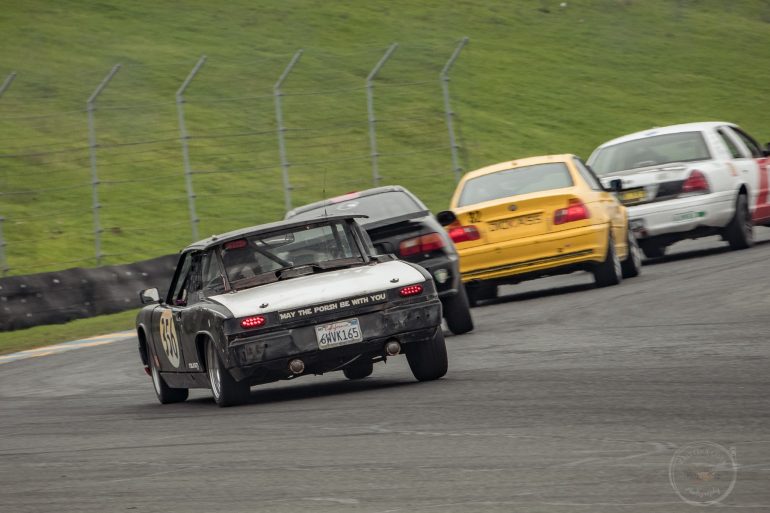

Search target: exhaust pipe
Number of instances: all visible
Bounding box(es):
[385,340,401,356]
[288,359,305,375]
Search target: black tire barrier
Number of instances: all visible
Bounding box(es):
[0,254,178,332]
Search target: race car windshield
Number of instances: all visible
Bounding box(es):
[292,191,424,225]
[590,131,711,175]
[457,163,573,207]
[221,221,365,288]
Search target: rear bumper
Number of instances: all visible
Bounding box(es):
[226,298,442,383]
[628,190,735,239]
[458,223,608,283]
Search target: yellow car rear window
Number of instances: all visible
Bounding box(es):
[458,163,573,206]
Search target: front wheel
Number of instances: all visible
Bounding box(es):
[442,285,474,335]
[621,228,642,278]
[724,193,753,250]
[593,233,622,288]
[406,328,448,382]
[149,349,188,404]
[206,340,250,407]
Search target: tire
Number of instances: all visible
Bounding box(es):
[466,282,498,307]
[406,328,448,382]
[621,228,642,279]
[640,242,666,259]
[149,348,189,404]
[442,285,474,335]
[206,340,250,407]
[593,232,622,288]
[724,193,754,250]
[343,360,374,380]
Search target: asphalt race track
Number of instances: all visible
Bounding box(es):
[2,232,769,513]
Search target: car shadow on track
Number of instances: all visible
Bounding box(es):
[183,376,417,408]
[642,237,770,266]
[476,280,595,308]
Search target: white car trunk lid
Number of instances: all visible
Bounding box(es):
[209,260,425,318]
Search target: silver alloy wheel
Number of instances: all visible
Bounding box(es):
[151,360,162,396]
[207,344,221,399]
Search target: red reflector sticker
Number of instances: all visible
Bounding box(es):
[225,239,248,250]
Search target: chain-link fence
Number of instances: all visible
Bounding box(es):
[0,40,470,277]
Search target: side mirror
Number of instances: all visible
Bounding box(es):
[436,210,457,227]
[608,179,623,193]
[764,142,770,156]
[139,288,160,304]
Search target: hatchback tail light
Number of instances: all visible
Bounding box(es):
[399,284,423,297]
[554,199,590,225]
[399,233,445,257]
[448,225,481,243]
[681,170,710,195]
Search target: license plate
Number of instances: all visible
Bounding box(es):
[315,318,363,350]
[487,213,542,231]
[620,188,646,203]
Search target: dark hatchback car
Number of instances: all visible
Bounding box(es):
[286,186,474,335]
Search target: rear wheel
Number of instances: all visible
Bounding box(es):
[593,233,622,288]
[621,228,642,278]
[343,360,374,380]
[206,340,250,407]
[466,282,498,307]
[442,285,474,334]
[725,193,753,250]
[640,242,666,259]
[149,349,188,404]
[406,328,448,382]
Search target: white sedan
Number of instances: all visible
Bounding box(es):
[588,121,770,258]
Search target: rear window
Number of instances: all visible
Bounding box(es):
[291,191,424,225]
[590,131,711,175]
[457,163,573,207]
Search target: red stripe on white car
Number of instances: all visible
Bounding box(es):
[753,157,770,222]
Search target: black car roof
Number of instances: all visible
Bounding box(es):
[285,185,424,221]
[183,214,366,252]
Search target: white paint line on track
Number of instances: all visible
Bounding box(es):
[0,330,135,365]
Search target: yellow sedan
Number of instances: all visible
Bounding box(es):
[437,154,641,305]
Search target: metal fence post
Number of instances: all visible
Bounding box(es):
[87,64,121,266]
[0,72,16,98]
[274,50,303,213]
[0,216,7,276]
[177,55,206,242]
[440,37,469,182]
[0,72,15,274]
[366,43,398,187]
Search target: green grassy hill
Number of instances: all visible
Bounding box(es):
[1,0,770,275]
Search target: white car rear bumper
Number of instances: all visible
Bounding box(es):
[627,190,735,238]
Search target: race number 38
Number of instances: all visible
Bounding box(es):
[159,310,181,368]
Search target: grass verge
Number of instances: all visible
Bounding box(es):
[0,308,139,356]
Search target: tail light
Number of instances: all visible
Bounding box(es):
[554,199,590,225]
[681,170,710,194]
[448,225,481,243]
[240,315,266,329]
[399,233,445,257]
[399,284,423,297]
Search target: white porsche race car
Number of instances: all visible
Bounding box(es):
[588,122,770,258]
